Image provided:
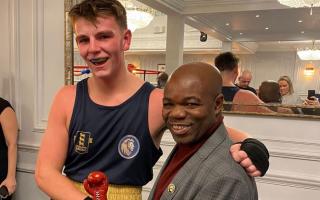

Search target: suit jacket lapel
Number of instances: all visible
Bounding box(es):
[159,123,228,200]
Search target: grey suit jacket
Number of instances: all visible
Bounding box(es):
[148,123,258,200]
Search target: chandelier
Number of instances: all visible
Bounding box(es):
[297,41,320,60]
[278,0,320,7]
[120,0,155,32]
[278,0,320,14]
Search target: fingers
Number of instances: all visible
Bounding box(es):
[230,143,265,177]
[230,144,248,162]
[239,156,264,177]
[241,159,263,177]
[8,185,16,195]
[249,171,262,177]
[230,143,241,153]
[1,180,16,195]
[304,98,320,106]
[231,151,248,163]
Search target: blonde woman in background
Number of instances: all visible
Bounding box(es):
[278,75,302,105]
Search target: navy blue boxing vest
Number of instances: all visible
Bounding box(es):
[222,86,240,102]
[64,78,163,186]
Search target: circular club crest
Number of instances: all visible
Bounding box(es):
[118,135,140,159]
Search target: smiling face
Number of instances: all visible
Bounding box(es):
[74,16,131,78]
[278,80,290,96]
[162,63,223,144]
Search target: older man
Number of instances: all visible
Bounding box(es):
[149,62,258,200]
[236,69,257,95]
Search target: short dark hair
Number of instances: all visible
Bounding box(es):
[214,52,239,72]
[258,81,281,103]
[69,0,127,30]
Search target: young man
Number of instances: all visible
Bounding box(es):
[149,62,258,200]
[216,52,273,113]
[35,1,267,200]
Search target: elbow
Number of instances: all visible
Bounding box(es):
[34,164,47,189]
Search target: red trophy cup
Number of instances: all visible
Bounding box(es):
[83,171,109,200]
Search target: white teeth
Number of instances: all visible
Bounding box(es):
[172,125,188,130]
[90,57,108,65]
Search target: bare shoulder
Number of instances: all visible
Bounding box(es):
[48,85,77,129]
[55,85,76,101]
[234,89,262,104]
[148,88,165,148]
[0,106,15,119]
[53,85,76,111]
[150,88,164,101]
[0,106,18,133]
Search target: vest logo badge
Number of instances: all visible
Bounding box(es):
[74,131,93,154]
[118,135,140,159]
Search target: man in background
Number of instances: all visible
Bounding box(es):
[236,69,257,94]
[156,72,169,89]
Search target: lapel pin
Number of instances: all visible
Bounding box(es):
[168,183,176,193]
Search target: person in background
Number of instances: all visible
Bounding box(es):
[156,72,168,89]
[278,75,302,105]
[35,1,268,200]
[258,81,281,104]
[0,97,18,200]
[258,81,293,114]
[304,98,320,106]
[215,52,273,113]
[149,62,258,200]
[236,69,257,94]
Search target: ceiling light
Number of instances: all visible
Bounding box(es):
[278,0,320,15]
[278,0,320,7]
[297,41,320,60]
[265,27,269,30]
[297,49,320,60]
[225,23,230,26]
[256,14,260,18]
[301,31,305,34]
[120,0,155,32]
[298,20,303,23]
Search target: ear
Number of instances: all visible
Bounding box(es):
[214,93,224,115]
[122,29,132,51]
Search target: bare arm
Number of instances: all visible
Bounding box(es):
[233,90,275,114]
[35,86,87,200]
[148,88,166,149]
[226,127,249,143]
[226,127,262,177]
[0,107,18,195]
